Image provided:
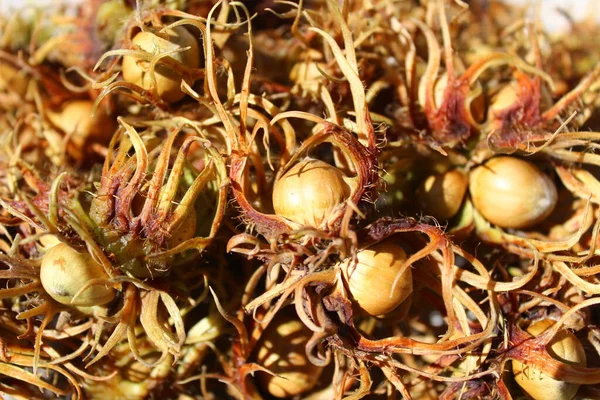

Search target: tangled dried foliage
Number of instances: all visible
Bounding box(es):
[2,0,600,399]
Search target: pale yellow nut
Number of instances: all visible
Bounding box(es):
[36,230,61,251]
[289,61,326,87]
[46,100,115,161]
[449,331,484,376]
[256,314,323,398]
[418,169,468,220]
[512,319,586,400]
[469,156,557,229]
[122,26,200,103]
[340,240,413,316]
[272,159,350,228]
[418,72,449,110]
[488,81,520,118]
[40,243,115,307]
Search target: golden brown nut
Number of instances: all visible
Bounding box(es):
[46,100,115,161]
[418,169,468,220]
[512,319,586,400]
[340,240,413,316]
[418,72,449,111]
[487,80,520,118]
[289,60,326,91]
[256,313,323,398]
[272,159,350,227]
[469,156,557,229]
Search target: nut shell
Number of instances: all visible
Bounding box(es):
[341,240,413,316]
[512,319,586,400]
[418,73,448,110]
[469,156,557,229]
[40,243,115,307]
[256,314,323,398]
[418,169,468,220]
[46,100,115,161]
[272,159,350,227]
[122,26,200,103]
[488,81,519,118]
[289,61,326,90]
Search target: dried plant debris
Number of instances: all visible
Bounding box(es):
[1,0,600,398]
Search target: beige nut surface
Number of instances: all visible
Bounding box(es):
[341,240,413,316]
[512,319,586,400]
[418,169,468,220]
[256,314,324,398]
[122,26,200,103]
[469,156,557,229]
[273,159,350,227]
[40,243,115,307]
[46,100,115,161]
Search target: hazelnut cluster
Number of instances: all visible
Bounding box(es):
[1,1,600,399]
